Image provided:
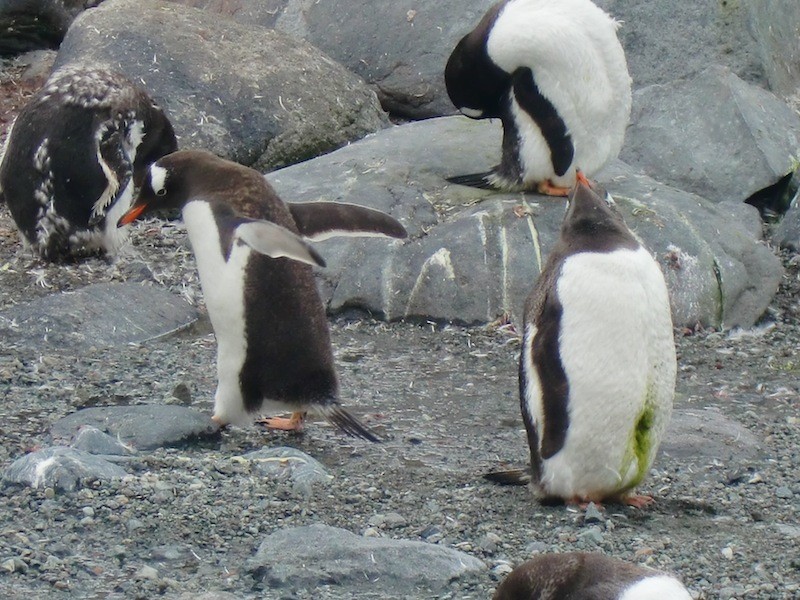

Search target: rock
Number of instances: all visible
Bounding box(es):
[593,0,765,90]
[773,191,800,250]
[622,65,800,204]
[745,0,800,101]
[2,446,127,491]
[775,486,793,499]
[269,116,782,329]
[660,409,763,475]
[71,426,137,456]
[240,446,332,494]
[55,0,388,169]
[583,503,604,524]
[0,282,197,351]
[0,0,97,56]
[49,405,220,451]
[246,523,486,594]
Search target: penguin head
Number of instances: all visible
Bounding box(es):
[561,178,638,251]
[118,152,189,225]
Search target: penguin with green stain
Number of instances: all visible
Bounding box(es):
[497,173,676,507]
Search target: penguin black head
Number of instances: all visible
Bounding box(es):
[561,175,638,253]
[445,2,511,119]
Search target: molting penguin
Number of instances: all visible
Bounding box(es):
[119,149,408,441]
[0,64,177,260]
[445,0,631,196]
[493,552,692,600]
[500,174,676,506]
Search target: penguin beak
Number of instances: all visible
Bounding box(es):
[118,203,148,227]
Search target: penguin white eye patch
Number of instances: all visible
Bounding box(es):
[235,221,325,268]
[150,164,168,196]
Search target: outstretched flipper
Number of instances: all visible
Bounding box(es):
[288,201,407,242]
[234,219,326,267]
[483,468,531,486]
[446,171,499,190]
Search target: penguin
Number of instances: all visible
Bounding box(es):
[0,64,177,260]
[118,149,408,441]
[493,552,692,600]
[444,0,631,196]
[495,173,676,506]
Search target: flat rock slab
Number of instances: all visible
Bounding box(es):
[247,523,486,595]
[268,116,782,329]
[50,405,219,451]
[2,446,127,491]
[661,408,762,467]
[241,447,332,495]
[0,282,197,351]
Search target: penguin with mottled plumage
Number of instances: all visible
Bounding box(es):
[493,553,692,600]
[488,173,675,506]
[0,64,177,260]
[119,150,407,441]
[445,0,631,195]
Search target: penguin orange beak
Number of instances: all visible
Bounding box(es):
[118,203,148,227]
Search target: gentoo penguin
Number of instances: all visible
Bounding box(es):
[500,173,676,506]
[445,0,631,195]
[118,149,407,441]
[493,553,692,600]
[0,64,177,260]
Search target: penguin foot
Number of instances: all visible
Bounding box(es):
[536,179,571,197]
[623,494,655,509]
[210,414,228,428]
[258,411,306,433]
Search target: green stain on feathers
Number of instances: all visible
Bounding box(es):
[632,403,656,486]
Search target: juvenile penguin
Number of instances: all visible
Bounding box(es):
[0,64,177,260]
[493,552,692,600]
[119,150,408,441]
[445,0,631,195]
[511,174,676,506]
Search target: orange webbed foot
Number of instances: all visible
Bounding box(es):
[536,179,571,197]
[258,411,306,433]
[623,494,655,509]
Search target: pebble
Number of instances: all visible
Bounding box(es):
[137,565,159,580]
[583,502,604,524]
[721,546,734,560]
[577,526,604,546]
[775,486,793,499]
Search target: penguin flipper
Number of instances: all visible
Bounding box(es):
[483,468,531,486]
[287,202,407,242]
[93,123,133,223]
[446,171,497,190]
[235,219,326,268]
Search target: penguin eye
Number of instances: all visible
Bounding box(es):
[156,188,167,196]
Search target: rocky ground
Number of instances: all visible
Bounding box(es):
[0,58,799,600]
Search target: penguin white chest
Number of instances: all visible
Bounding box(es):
[182,200,252,425]
[527,246,674,499]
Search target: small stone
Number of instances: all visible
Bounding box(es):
[525,541,547,554]
[721,546,734,560]
[491,561,513,579]
[577,526,604,546]
[775,486,793,499]
[1,557,28,573]
[583,502,604,524]
[44,487,56,499]
[82,507,95,518]
[363,527,381,538]
[137,565,159,580]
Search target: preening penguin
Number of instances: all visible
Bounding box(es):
[119,150,407,441]
[493,552,691,600]
[511,174,676,506]
[445,0,631,195]
[0,64,177,260]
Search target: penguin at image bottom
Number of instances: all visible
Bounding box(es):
[444,0,631,196]
[488,173,676,506]
[0,64,177,260]
[119,149,408,441]
[493,552,691,600]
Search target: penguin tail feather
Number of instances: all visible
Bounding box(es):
[320,405,382,443]
[484,468,531,486]
[446,171,498,190]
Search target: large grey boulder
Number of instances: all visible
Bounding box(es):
[0,282,197,351]
[55,0,388,169]
[269,116,782,329]
[745,0,800,102]
[622,66,800,205]
[246,524,486,594]
[773,190,800,251]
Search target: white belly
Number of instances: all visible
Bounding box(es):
[183,201,252,426]
[525,246,675,500]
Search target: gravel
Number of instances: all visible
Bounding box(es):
[1,58,799,600]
